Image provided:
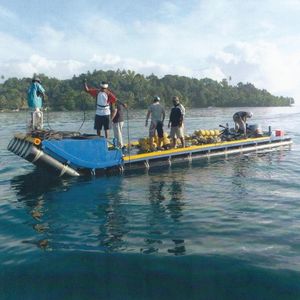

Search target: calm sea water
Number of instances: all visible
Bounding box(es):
[1,107,300,299]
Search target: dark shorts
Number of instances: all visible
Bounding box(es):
[156,121,164,138]
[94,114,110,131]
[149,120,164,138]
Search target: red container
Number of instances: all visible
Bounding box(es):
[275,130,284,137]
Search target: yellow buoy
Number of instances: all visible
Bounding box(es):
[163,137,171,146]
[200,129,206,136]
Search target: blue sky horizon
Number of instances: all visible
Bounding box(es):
[1,0,299,102]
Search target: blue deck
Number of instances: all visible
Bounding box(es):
[42,138,123,169]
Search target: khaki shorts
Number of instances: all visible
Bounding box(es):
[170,126,184,138]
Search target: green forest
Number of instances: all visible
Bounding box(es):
[0,69,294,111]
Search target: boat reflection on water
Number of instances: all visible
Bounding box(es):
[10,170,80,250]
[141,171,186,255]
[9,166,191,255]
[95,178,130,252]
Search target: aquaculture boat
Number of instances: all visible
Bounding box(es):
[7,125,292,177]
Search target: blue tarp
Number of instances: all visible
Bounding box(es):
[42,138,123,169]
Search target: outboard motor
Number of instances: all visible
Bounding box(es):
[247,124,263,136]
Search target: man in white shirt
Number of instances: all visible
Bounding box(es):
[84,80,116,138]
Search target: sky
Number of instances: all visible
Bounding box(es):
[0,0,300,102]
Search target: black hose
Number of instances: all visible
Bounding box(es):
[77,110,86,132]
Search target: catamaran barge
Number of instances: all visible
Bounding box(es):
[7,130,292,177]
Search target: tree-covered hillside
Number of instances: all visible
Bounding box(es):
[0,69,294,111]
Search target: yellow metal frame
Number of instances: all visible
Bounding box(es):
[123,136,270,161]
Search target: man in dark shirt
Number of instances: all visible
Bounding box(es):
[168,96,185,148]
[111,100,127,148]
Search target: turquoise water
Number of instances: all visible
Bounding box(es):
[1,107,300,299]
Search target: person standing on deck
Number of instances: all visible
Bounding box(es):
[27,77,45,130]
[145,96,165,150]
[84,80,116,138]
[177,98,185,118]
[168,96,185,148]
[232,111,253,136]
[111,100,127,148]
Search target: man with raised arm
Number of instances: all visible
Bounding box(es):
[84,80,116,138]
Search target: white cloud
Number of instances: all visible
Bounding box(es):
[215,51,239,64]
[36,25,65,45]
[0,55,85,79]
[209,41,300,99]
[90,54,121,66]
[201,66,225,81]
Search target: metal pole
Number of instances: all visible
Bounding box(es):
[126,107,131,165]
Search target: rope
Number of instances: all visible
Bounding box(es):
[30,129,81,140]
[77,110,86,132]
[45,106,53,131]
[77,98,87,132]
[44,97,86,133]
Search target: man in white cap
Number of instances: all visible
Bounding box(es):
[145,96,165,150]
[84,80,117,138]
